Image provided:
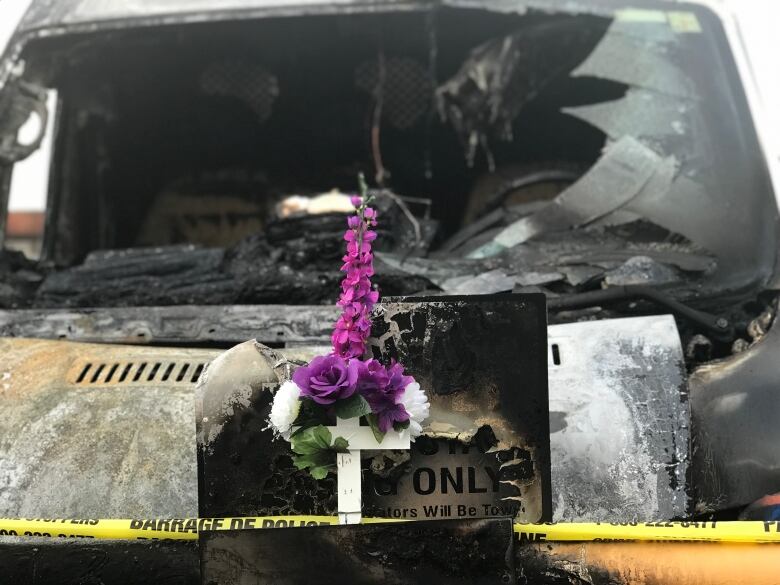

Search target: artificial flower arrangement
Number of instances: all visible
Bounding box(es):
[268,177,430,480]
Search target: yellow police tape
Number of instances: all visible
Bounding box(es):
[1,517,780,543]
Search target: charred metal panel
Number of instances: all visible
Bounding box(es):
[11,0,615,38]
[201,518,516,585]
[0,305,339,346]
[690,320,780,512]
[382,231,714,293]
[0,338,219,518]
[547,315,689,521]
[0,314,690,523]
[197,297,551,523]
[0,537,198,585]
[196,340,333,518]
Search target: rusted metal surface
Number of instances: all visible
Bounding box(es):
[0,337,220,518]
[517,541,780,585]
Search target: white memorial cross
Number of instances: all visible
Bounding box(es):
[331,416,410,524]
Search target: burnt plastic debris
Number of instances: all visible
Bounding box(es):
[690,320,780,512]
[31,195,435,309]
[0,79,49,164]
[197,295,551,522]
[200,518,516,585]
[436,17,605,169]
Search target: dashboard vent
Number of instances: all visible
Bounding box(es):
[69,359,206,387]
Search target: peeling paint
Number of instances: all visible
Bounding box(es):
[547,315,689,521]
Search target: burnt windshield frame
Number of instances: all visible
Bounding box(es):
[3,1,778,300]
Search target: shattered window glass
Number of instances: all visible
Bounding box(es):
[434,6,777,294]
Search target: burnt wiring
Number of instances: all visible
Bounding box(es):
[371,49,388,186]
[377,189,423,249]
[546,285,733,340]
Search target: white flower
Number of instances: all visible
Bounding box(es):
[400,381,430,440]
[269,381,302,439]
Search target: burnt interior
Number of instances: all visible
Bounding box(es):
[27,9,613,264]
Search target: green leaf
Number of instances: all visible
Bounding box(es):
[332,436,350,453]
[366,413,386,444]
[290,425,333,455]
[309,466,331,480]
[393,419,410,432]
[291,455,318,470]
[292,454,334,479]
[289,425,350,480]
[334,394,372,420]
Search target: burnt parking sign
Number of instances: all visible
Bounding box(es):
[196,295,550,523]
[362,295,551,523]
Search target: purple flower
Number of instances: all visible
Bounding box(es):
[355,360,413,432]
[292,355,358,405]
[376,402,410,433]
[354,359,389,396]
[362,362,408,407]
[386,362,414,397]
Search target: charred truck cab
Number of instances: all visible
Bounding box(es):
[0,0,779,583]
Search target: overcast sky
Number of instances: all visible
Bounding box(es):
[1,0,778,211]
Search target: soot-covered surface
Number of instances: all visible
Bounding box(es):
[200,518,516,585]
[0,537,199,585]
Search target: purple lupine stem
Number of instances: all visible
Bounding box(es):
[332,187,378,359]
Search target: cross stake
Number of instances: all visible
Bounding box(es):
[332,416,410,524]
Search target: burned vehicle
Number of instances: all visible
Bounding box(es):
[0,0,779,582]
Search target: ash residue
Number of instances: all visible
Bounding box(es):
[353,519,513,580]
[260,454,337,515]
